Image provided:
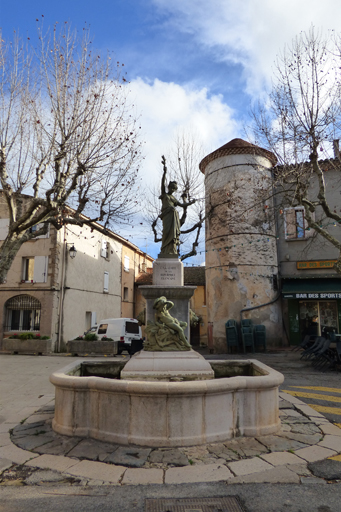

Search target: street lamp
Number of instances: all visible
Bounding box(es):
[69,244,77,259]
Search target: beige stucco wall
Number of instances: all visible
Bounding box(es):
[60,224,122,343]
[204,152,282,352]
[190,285,207,345]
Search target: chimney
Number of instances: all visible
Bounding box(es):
[333,140,340,160]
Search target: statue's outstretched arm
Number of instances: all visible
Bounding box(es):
[161,155,167,196]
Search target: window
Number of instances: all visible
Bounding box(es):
[126,321,140,334]
[29,223,49,238]
[124,255,130,272]
[101,240,110,259]
[22,256,48,283]
[123,287,129,301]
[5,295,41,331]
[284,207,314,240]
[23,258,35,282]
[103,271,109,293]
[98,323,108,335]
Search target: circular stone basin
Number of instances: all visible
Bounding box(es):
[50,357,284,448]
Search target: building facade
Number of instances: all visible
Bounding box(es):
[0,194,153,351]
[200,139,341,352]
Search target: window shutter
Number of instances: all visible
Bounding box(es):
[91,311,97,326]
[101,240,107,258]
[103,271,109,293]
[124,255,130,271]
[33,256,48,282]
[0,219,9,240]
[284,209,296,239]
[305,211,315,238]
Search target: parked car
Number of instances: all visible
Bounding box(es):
[82,318,142,354]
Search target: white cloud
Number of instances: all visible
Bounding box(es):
[151,0,341,98]
[129,77,239,185]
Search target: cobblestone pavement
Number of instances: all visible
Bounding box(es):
[1,392,341,487]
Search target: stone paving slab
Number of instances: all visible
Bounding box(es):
[0,443,39,465]
[121,468,164,485]
[65,460,126,484]
[255,435,308,452]
[66,439,118,461]
[286,463,312,477]
[260,450,304,466]
[148,448,189,466]
[300,476,327,484]
[227,465,300,484]
[34,436,82,455]
[25,414,54,424]
[14,434,56,451]
[25,454,80,472]
[0,423,17,434]
[318,435,341,452]
[103,446,151,468]
[228,457,273,476]
[320,423,341,436]
[294,445,338,463]
[0,458,13,474]
[0,433,11,447]
[165,463,233,484]
[277,431,322,445]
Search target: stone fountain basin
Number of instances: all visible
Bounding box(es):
[50,359,284,447]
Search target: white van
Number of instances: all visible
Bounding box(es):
[87,318,142,354]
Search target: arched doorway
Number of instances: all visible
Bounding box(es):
[5,295,41,332]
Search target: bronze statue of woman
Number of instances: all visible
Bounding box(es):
[159,156,195,256]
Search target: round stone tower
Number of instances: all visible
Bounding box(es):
[200,138,282,352]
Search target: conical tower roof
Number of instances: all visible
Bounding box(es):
[199,138,277,173]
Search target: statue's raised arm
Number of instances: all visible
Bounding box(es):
[160,155,167,198]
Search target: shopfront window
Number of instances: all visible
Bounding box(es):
[299,300,338,338]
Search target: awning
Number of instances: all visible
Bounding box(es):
[282,278,341,299]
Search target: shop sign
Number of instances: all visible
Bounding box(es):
[297,260,337,269]
[283,292,341,299]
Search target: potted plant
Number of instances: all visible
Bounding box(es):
[2,332,52,355]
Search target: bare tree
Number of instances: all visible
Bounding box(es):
[149,130,206,260]
[0,24,142,282]
[249,27,341,271]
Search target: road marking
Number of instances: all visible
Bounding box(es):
[307,404,341,416]
[335,423,341,429]
[288,386,341,394]
[328,454,341,461]
[282,390,341,403]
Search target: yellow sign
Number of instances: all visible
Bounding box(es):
[297,260,337,269]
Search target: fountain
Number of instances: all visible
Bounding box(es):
[50,156,284,447]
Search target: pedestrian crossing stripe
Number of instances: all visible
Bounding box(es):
[282,390,341,403]
[288,386,341,394]
[307,404,341,416]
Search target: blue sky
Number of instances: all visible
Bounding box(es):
[1,0,341,262]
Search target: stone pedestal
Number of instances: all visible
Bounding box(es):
[153,257,184,286]
[140,285,196,341]
[120,350,214,381]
